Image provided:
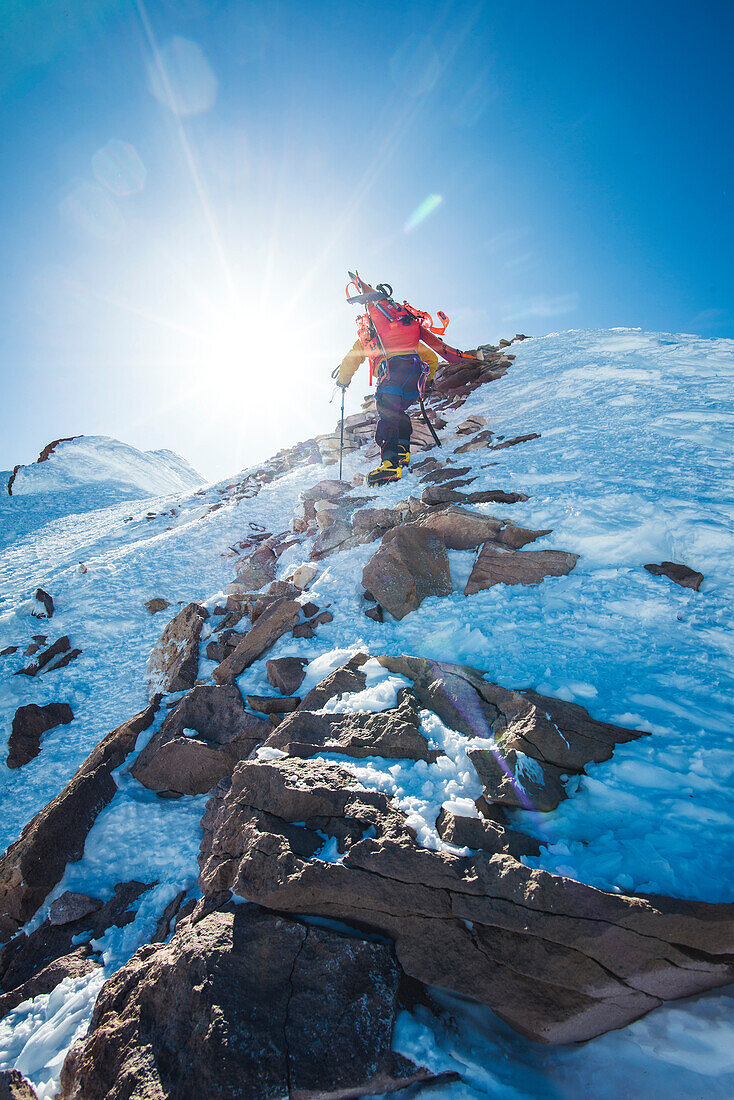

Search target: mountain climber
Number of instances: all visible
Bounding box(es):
[336,273,479,486]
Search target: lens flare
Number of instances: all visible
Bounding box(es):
[404,193,443,233]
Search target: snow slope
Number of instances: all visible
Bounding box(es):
[1,328,733,1098]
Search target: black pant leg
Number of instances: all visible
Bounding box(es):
[375,391,406,463]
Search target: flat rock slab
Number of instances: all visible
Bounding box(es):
[59,904,433,1100]
[199,755,734,1045]
[422,485,528,506]
[146,603,209,699]
[246,695,301,715]
[7,702,74,769]
[132,684,269,796]
[0,702,158,942]
[465,543,579,594]
[212,598,302,683]
[644,561,703,591]
[413,506,551,552]
[362,526,452,620]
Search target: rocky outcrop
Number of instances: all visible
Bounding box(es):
[59,904,436,1100]
[212,598,302,683]
[644,560,703,591]
[0,701,158,941]
[13,636,81,677]
[266,656,309,695]
[31,588,54,619]
[362,527,452,620]
[0,881,151,1017]
[144,597,170,614]
[263,689,440,762]
[234,545,277,590]
[0,1070,38,1099]
[465,543,579,594]
[146,602,208,698]
[421,485,528,506]
[6,702,74,769]
[199,753,734,1045]
[131,684,268,796]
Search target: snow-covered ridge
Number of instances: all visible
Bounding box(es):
[6,436,203,499]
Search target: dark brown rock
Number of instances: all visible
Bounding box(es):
[310,518,353,560]
[421,485,528,506]
[264,691,440,762]
[49,891,102,926]
[32,588,54,619]
[266,656,309,695]
[362,526,452,620]
[59,904,431,1100]
[144,598,170,614]
[299,654,370,711]
[7,702,74,769]
[0,1070,39,1099]
[412,506,550,552]
[131,684,268,796]
[212,598,302,684]
[492,432,541,450]
[644,561,703,591]
[419,464,473,483]
[292,623,316,639]
[365,604,384,623]
[302,477,353,501]
[465,543,579,594]
[146,602,208,699]
[234,545,277,590]
[0,646,18,657]
[436,807,539,859]
[199,756,734,1045]
[0,702,159,942]
[246,695,301,715]
[43,646,82,673]
[454,429,495,453]
[14,635,72,677]
[0,882,151,1017]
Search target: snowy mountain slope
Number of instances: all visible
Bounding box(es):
[0,328,733,1098]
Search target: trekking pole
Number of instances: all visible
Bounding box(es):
[338,385,345,479]
[331,366,346,479]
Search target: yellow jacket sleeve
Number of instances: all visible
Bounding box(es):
[418,341,439,379]
[337,339,366,386]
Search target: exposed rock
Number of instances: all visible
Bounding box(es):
[0,1070,39,1099]
[0,701,159,941]
[212,598,302,684]
[456,415,488,435]
[299,653,369,710]
[49,891,102,926]
[293,623,315,639]
[199,754,734,1045]
[436,807,539,859]
[362,526,452,620]
[234,545,277,590]
[0,646,18,657]
[31,588,54,619]
[454,429,495,453]
[267,579,300,599]
[492,432,541,450]
[289,563,318,590]
[246,695,301,715]
[351,505,408,537]
[146,602,208,699]
[7,702,74,769]
[644,560,703,591]
[14,635,73,677]
[421,485,528,506]
[377,654,646,812]
[43,646,82,673]
[419,464,473,483]
[310,610,334,626]
[310,518,353,560]
[264,691,440,762]
[266,656,309,695]
[0,882,151,1017]
[413,505,551,552]
[144,597,170,614]
[131,684,269,796]
[301,478,353,502]
[465,543,579,594]
[59,904,432,1100]
[365,604,384,623]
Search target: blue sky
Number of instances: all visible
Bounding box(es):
[1,0,732,480]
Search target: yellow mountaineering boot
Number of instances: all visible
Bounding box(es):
[396,444,410,467]
[367,460,402,487]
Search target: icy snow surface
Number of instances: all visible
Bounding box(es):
[1,329,733,1096]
